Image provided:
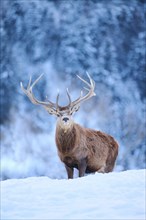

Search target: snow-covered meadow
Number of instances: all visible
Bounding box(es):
[1,0,145,180]
[1,169,145,220]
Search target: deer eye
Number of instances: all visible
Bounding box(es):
[74,106,79,112]
[48,109,54,114]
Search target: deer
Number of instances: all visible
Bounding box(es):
[20,73,119,179]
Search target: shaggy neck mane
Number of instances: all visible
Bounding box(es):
[55,124,76,154]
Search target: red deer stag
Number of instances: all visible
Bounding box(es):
[20,73,118,179]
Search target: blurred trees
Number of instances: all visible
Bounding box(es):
[0,0,145,178]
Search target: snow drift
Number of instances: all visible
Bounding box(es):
[1,169,145,220]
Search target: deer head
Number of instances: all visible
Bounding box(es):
[20,73,96,129]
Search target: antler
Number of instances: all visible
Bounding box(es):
[20,73,96,115]
[20,74,57,109]
[67,73,96,108]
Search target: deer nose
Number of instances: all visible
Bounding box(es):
[63,117,69,122]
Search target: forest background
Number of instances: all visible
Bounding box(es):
[1,0,145,180]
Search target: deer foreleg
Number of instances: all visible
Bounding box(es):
[65,164,74,179]
[78,158,87,177]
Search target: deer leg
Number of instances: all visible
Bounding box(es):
[78,158,87,177]
[65,164,74,179]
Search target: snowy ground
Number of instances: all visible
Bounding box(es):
[1,169,145,220]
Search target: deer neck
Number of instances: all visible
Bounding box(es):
[55,121,76,154]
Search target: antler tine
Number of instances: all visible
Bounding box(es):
[20,74,56,108]
[66,88,72,106]
[71,73,96,107]
[77,75,91,87]
[30,73,44,89]
[27,75,32,90]
[86,72,95,88]
[56,92,60,109]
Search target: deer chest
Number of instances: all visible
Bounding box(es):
[55,128,76,154]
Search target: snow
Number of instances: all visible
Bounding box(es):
[1,0,145,179]
[1,169,145,220]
